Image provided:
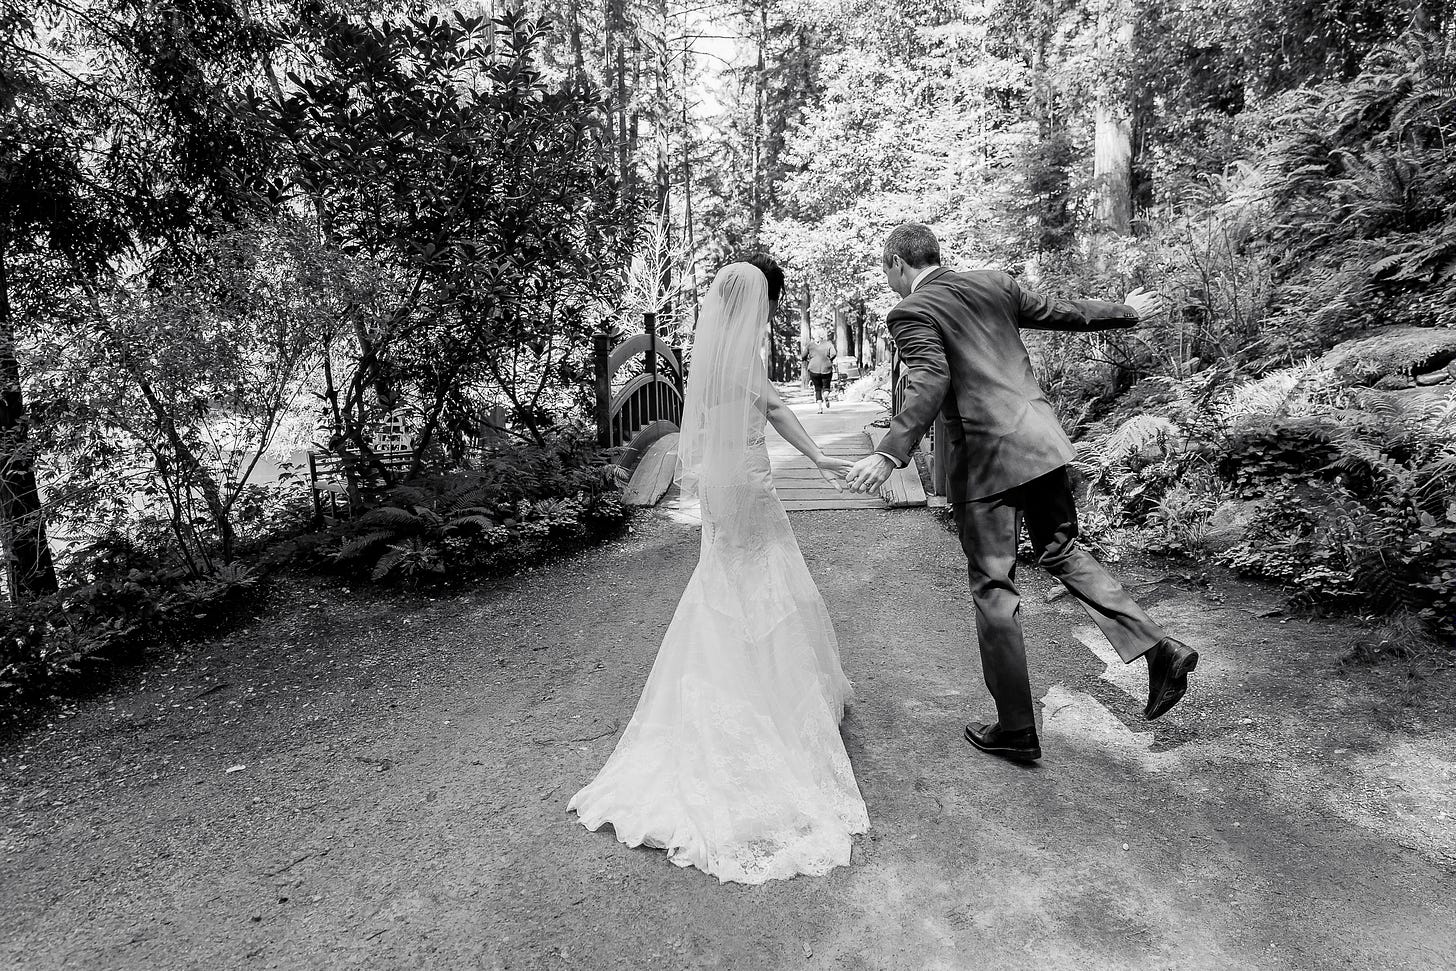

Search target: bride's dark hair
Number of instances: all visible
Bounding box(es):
[740,253,785,302]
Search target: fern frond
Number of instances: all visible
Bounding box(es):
[371,548,405,581]
[1103,414,1180,456]
[1423,391,1456,431]
[336,530,398,562]
[354,506,420,530]
[446,514,496,531]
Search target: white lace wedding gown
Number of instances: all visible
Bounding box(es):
[568,270,868,883]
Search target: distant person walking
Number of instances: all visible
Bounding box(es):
[802,330,837,413]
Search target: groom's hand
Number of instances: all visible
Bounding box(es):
[1124,287,1167,322]
[845,454,894,494]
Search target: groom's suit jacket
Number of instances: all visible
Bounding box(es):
[878,267,1140,503]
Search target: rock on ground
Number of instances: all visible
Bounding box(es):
[1320,325,1456,388]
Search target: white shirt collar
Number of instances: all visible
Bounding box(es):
[910,265,940,293]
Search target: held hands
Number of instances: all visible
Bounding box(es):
[1124,287,1167,322]
[844,453,894,494]
[814,454,853,492]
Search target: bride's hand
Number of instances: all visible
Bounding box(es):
[814,454,852,492]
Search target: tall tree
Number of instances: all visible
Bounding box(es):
[1093,0,1134,234]
[0,0,272,596]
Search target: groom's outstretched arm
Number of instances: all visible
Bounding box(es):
[1009,274,1140,332]
[877,306,950,468]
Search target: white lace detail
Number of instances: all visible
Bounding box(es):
[568,416,869,884]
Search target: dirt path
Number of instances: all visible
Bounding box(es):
[3,398,1455,971]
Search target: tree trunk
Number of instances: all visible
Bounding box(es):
[748,0,767,246]
[654,0,673,320]
[1094,103,1133,235]
[604,0,632,199]
[1093,4,1134,235]
[0,241,58,600]
[627,34,641,207]
[679,29,698,336]
[834,307,851,366]
[797,285,811,387]
[568,0,586,81]
[854,303,866,368]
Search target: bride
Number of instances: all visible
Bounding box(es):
[568,260,870,884]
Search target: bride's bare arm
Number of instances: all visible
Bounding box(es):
[763,384,851,482]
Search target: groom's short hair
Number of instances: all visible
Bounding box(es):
[741,253,785,302]
[883,224,941,269]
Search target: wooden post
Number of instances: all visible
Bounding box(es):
[671,336,684,398]
[593,331,612,448]
[931,414,948,497]
[308,453,323,528]
[644,312,659,424]
[891,348,902,414]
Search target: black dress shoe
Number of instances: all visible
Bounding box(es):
[1145,637,1199,720]
[964,721,1041,763]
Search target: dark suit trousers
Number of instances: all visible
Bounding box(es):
[953,467,1166,731]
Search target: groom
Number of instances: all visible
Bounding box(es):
[845,224,1199,763]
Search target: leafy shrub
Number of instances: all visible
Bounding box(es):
[1217,394,1456,638]
[1217,415,1343,490]
[1062,354,1454,642]
[0,565,263,719]
[1069,372,1229,548]
[1254,34,1456,341]
[841,363,891,407]
[321,429,629,586]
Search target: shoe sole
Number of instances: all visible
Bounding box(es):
[1146,650,1199,721]
[964,728,1041,762]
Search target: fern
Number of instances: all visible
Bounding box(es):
[335,530,399,563]
[1424,391,1456,431]
[1220,361,1331,421]
[446,514,496,532]
[1102,414,1180,457]
[354,506,421,530]
[207,562,257,588]
[370,548,405,581]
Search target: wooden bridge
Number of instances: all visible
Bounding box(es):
[593,315,925,511]
[592,313,684,468]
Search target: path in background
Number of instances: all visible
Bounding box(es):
[3,394,1456,970]
[766,383,887,512]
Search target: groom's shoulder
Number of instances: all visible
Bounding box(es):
[900,267,1014,306]
[948,266,1017,289]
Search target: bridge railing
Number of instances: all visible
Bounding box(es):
[891,349,947,497]
[594,313,684,468]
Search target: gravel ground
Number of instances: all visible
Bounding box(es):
[2,504,1454,971]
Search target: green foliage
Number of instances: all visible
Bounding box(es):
[262,10,637,455]
[7,9,638,603]
[1218,390,1456,635]
[1254,32,1456,341]
[322,429,628,586]
[0,564,262,720]
[1071,371,1228,538]
[27,217,330,572]
[1072,358,1455,640]
[1340,610,1450,670]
